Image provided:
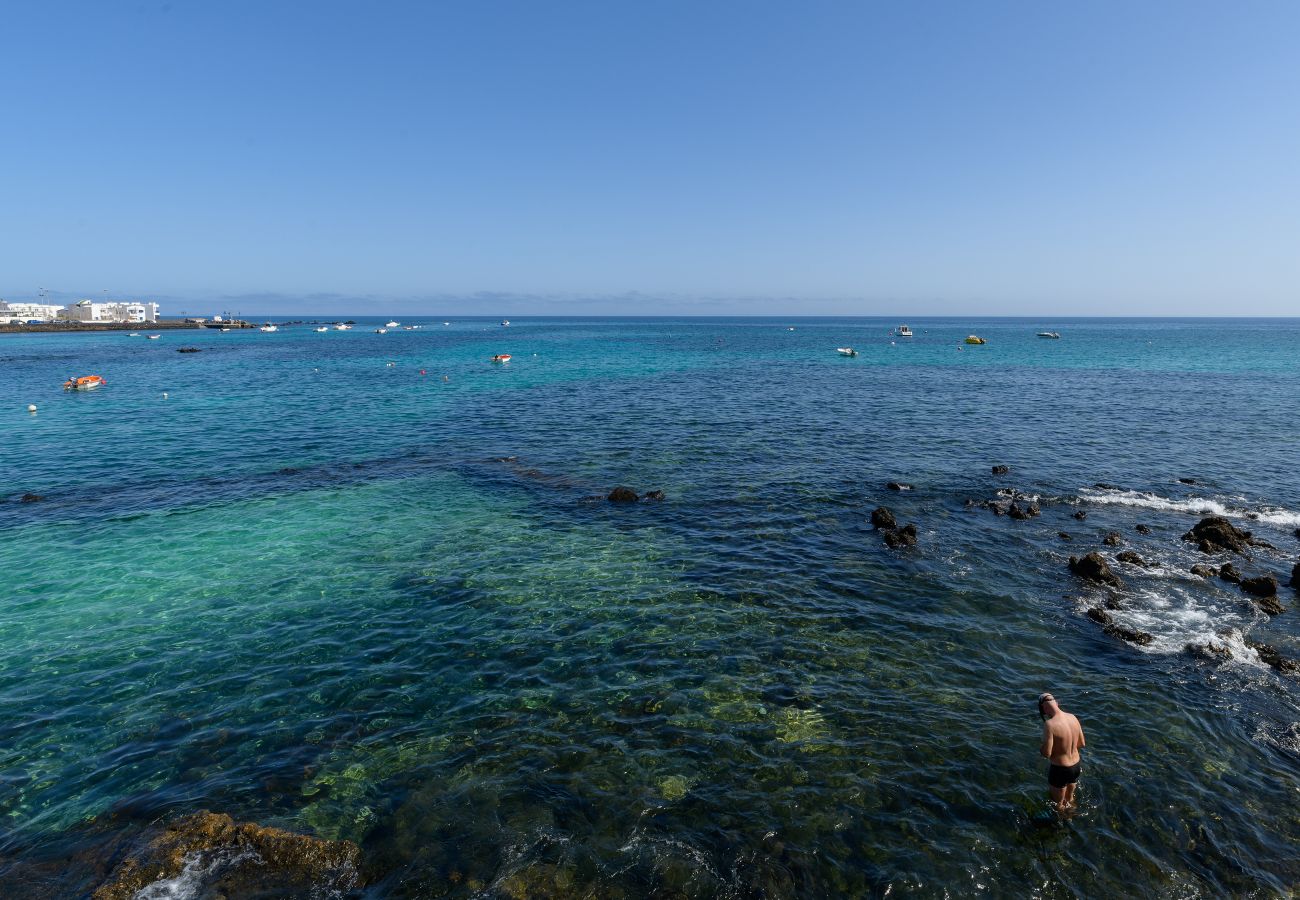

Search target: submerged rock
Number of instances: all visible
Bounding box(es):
[1094,482,1124,491]
[1292,561,1300,588]
[870,506,896,530]
[642,489,665,501]
[1245,640,1299,674]
[1008,501,1040,520]
[1135,524,1152,535]
[1115,550,1148,567]
[885,481,912,491]
[93,811,361,900]
[1086,607,1154,645]
[1058,532,1073,541]
[607,486,639,503]
[1072,510,1088,520]
[176,347,202,353]
[1185,641,1232,661]
[1182,516,1252,555]
[1218,563,1242,585]
[20,493,44,503]
[1191,564,1218,579]
[882,523,918,549]
[991,465,1010,475]
[1178,477,1197,485]
[1102,532,1122,547]
[1068,552,1123,589]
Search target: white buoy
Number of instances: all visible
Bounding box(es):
[27,404,37,413]
[162,392,168,399]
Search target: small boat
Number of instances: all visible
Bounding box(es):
[147,334,161,340]
[836,347,858,357]
[964,335,986,345]
[315,326,328,332]
[491,354,512,363]
[1037,331,1061,339]
[443,321,450,326]
[787,327,795,331]
[128,332,141,337]
[334,323,351,331]
[386,321,400,328]
[221,327,231,332]
[375,328,388,334]
[63,374,106,390]
[500,320,510,326]
[898,324,913,337]
[260,325,278,333]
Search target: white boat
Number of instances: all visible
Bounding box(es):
[260,325,278,333]
[221,328,230,332]
[898,324,913,337]
[443,321,450,326]
[375,327,388,334]
[128,332,141,337]
[1037,331,1061,339]
[334,323,351,330]
[315,326,328,332]
[147,334,161,340]
[386,321,400,328]
[836,347,858,357]
[500,319,510,326]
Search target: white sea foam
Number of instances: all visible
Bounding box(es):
[134,848,261,900]
[1078,488,1300,527]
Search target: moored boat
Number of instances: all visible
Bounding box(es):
[63,374,106,391]
[315,326,328,332]
[259,324,278,333]
[491,354,512,362]
[898,324,913,337]
[836,347,858,357]
[375,327,388,334]
[1037,331,1061,339]
[147,334,161,339]
[964,335,986,345]
[334,323,351,330]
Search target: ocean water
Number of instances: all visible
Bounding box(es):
[1,317,1298,897]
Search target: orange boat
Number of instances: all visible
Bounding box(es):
[491,354,512,363]
[63,375,107,391]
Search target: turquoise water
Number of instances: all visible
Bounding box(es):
[2,317,1299,896]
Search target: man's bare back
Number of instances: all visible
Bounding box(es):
[1037,692,1085,810]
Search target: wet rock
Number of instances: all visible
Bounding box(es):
[991,465,1010,475]
[607,486,639,503]
[1087,607,1154,645]
[1068,552,1123,589]
[1218,563,1242,585]
[176,347,201,353]
[1292,561,1300,588]
[882,523,917,549]
[1072,510,1088,520]
[1182,516,1252,555]
[642,489,665,501]
[1295,528,1300,540]
[1008,501,1040,520]
[885,481,912,491]
[989,503,1006,516]
[1241,575,1279,598]
[1115,550,1147,567]
[870,506,896,530]
[1191,564,1218,579]
[1102,532,1122,546]
[92,811,362,900]
[1058,532,1073,541]
[1086,607,1113,627]
[1094,482,1123,491]
[1185,641,1232,661]
[1245,640,1299,674]
[1178,477,1197,485]
[20,493,44,502]
[1135,524,1152,535]
[1103,593,1123,610]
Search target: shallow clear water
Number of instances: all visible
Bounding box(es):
[2,317,1299,896]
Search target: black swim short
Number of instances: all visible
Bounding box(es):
[1048,762,1082,788]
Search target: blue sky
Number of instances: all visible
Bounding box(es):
[3,1,1298,316]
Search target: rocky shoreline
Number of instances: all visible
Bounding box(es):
[0,321,204,333]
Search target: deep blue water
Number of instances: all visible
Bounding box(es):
[1,317,1299,897]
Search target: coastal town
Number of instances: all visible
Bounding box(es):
[0,297,162,325]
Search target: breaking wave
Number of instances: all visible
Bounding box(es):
[1078,488,1300,528]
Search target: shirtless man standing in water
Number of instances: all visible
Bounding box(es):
[1038,692,1085,811]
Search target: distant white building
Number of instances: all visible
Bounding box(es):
[0,300,65,322]
[60,299,160,323]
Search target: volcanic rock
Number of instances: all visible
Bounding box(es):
[1182,516,1252,555]
[93,811,361,900]
[885,481,912,491]
[20,493,44,502]
[1094,482,1123,491]
[1058,532,1073,541]
[1292,561,1300,588]
[883,523,918,549]
[1185,641,1232,661]
[1135,524,1152,535]
[1086,607,1154,645]
[1245,640,1299,674]
[1086,607,1113,626]
[870,506,897,530]
[1068,552,1123,589]
[176,347,201,353]
[1102,532,1122,546]
[1240,575,1279,598]
[1191,564,1218,579]
[642,490,665,501]
[607,487,639,503]
[991,465,1010,475]
[1008,501,1040,520]
[1178,477,1197,485]
[1072,510,1087,520]
[1218,563,1242,584]
[1115,550,1147,567]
